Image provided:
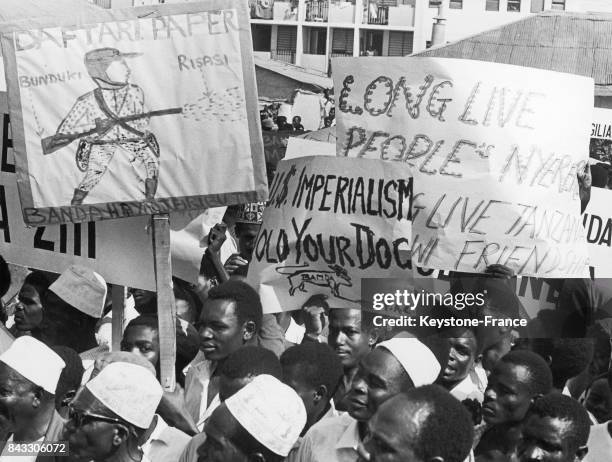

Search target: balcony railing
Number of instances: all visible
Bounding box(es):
[367,5,389,25]
[330,51,353,58]
[271,49,296,64]
[306,0,329,22]
[92,0,112,8]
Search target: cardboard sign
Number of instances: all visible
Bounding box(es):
[1,1,266,225]
[333,57,592,277]
[582,188,612,277]
[247,155,414,313]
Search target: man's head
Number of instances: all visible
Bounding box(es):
[529,339,595,390]
[364,385,474,462]
[13,272,51,332]
[584,376,612,424]
[198,375,306,462]
[121,315,160,369]
[65,362,162,461]
[328,308,378,369]
[438,327,479,390]
[517,393,590,462]
[227,203,266,260]
[280,342,343,431]
[0,337,65,424]
[348,338,441,422]
[219,346,282,401]
[483,350,553,426]
[197,281,262,361]
[84,48,141,88]
[292,116,301,125]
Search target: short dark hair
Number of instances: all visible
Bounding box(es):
[0,255,10,298]
[280,343,343,397]
[207,281,263,330]
[401,385,474,462]
[220,346,281,380]
[126,313,159,332]
[530,339,594,389]
[500,350,553,396]
[23,270,57,298]
[528,393,591,451]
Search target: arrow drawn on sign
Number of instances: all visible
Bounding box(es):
[27,89,45,138]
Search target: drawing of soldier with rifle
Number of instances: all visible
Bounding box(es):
[42,48,182,205]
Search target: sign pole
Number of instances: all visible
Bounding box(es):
[111,285,125,352]
[152,213,177,392]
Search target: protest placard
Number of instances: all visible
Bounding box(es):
[333,57,592,277]
[0,0,266,226]
[247,155,416,313]
[283,137,335,161]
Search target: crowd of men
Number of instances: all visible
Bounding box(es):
[0,189,611,462]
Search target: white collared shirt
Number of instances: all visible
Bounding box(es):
[288,413,360,462]
[141,415,190,462]
[584,421,612,462]
[183,351,219,431]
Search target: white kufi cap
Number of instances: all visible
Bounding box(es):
[376,338,441,387]
[0,337,65,394]
[85,362,163,429]
[225,374,306,457]
[49,265,107,318]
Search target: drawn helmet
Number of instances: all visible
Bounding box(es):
[84,47,142,88]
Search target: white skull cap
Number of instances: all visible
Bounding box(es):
[0,336,65,394]
[49,265,107,318]
[224,374,306,457]
[376,338,441,387]
[85,362,163,429]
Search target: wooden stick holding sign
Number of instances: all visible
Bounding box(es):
[152,214,177,392]
[111,285,125,352]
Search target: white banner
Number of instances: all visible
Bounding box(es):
[333,57,592,277]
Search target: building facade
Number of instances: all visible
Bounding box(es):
[91,0,612,74]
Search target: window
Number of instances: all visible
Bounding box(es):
[485,0,499,11]
[449,0,462,9]
[551,0,565,10]
[428,1,441,7]
[507,0,521,12]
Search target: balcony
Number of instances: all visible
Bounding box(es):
[306,0,329,22]
[273,1,299,21]
[366,5,389,25]
[364,1,415,27]
[271,48,296,64]
[250,0,298,20]
[330,51,353,58]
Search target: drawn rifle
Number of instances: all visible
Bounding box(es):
[41,107,183,155]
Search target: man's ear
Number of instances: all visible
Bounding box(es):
[575,445,588,461]
[242,320,257,341]
[112,426,129,447]
[30,387,44,409]
[367,327,380,347]
[314,385,328,403]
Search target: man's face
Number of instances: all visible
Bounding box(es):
[482,361,534,425]
[120,325,160,369]
[198,406,249,462]
[198,299,246,361]
[105,59,130,84]
[348,348,411,422]
[13,284,44,332]
[328,309,372,369]
[584,378,612,424]
[518,415,583,462]
[283,364,318,424]
[63,390,124,461]
[236,224,261,261]
[0,363,36,424]
[441,334,478,387]
[364,398,422,462]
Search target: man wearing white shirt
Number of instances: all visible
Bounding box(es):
[183,281,262,431]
